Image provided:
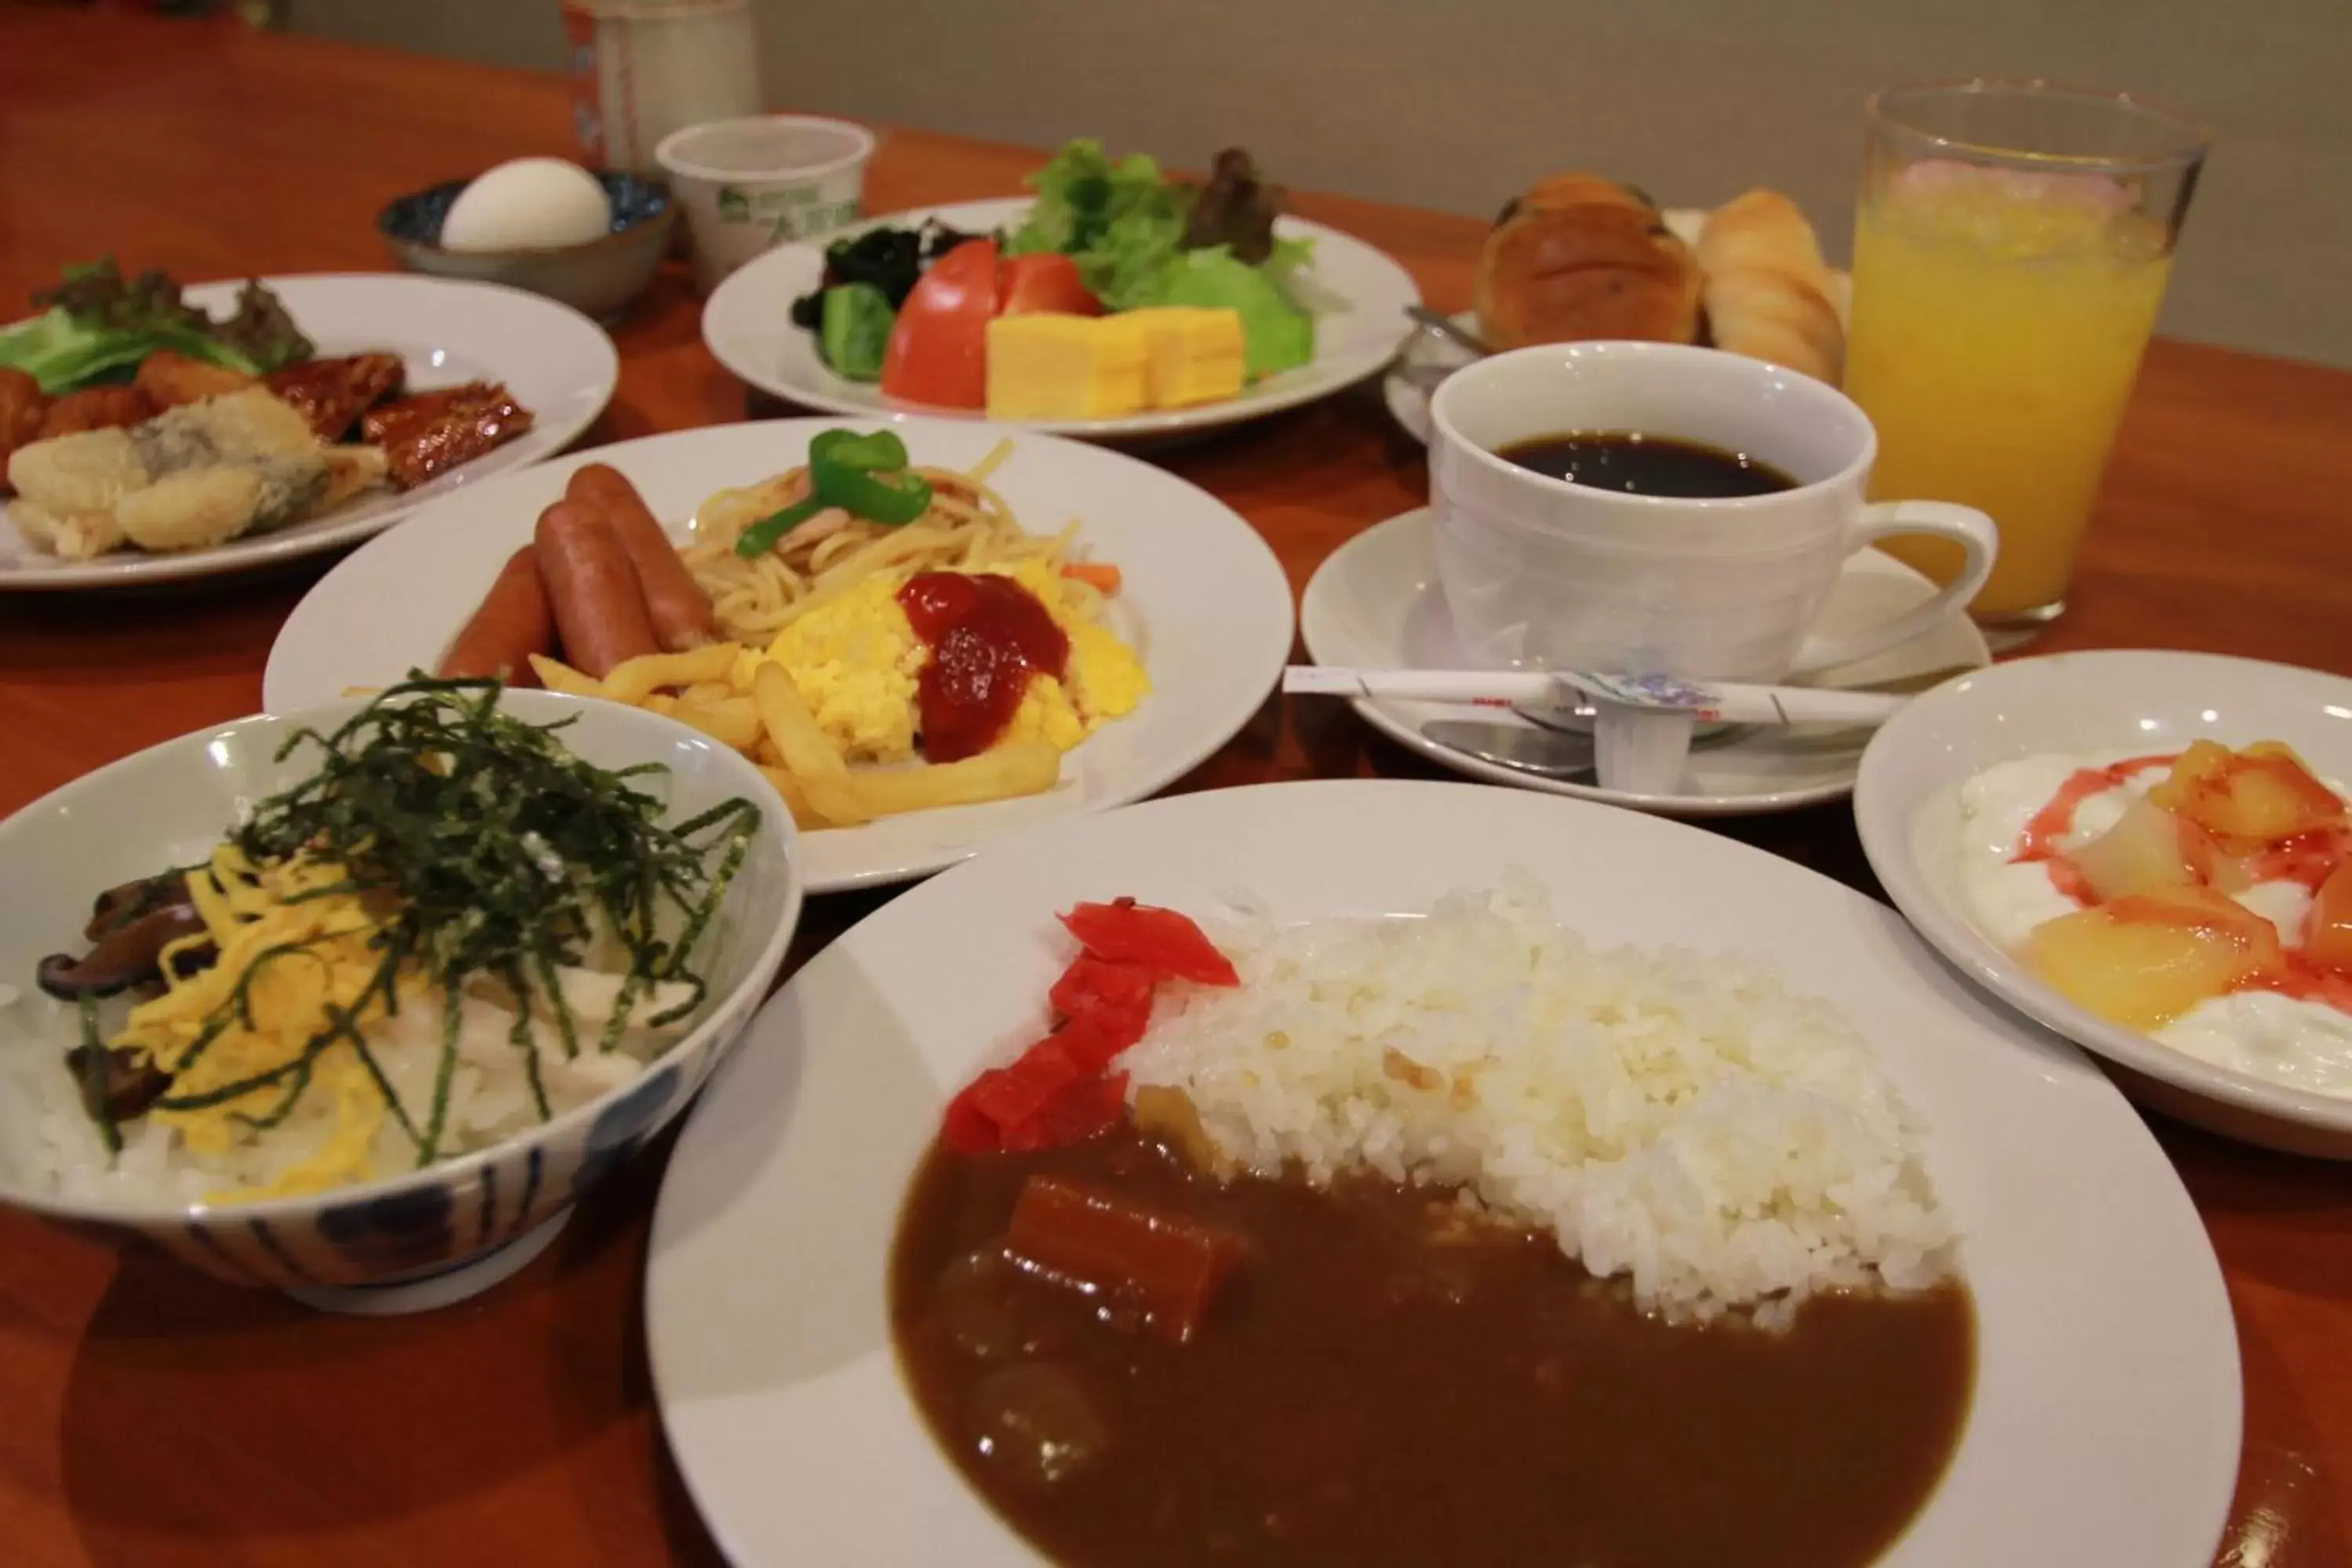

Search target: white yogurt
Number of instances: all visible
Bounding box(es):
[1947,749,2352,1099]
[2157,992,2352,1097]
[1951,753,2160,950]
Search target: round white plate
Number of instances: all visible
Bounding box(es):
[263,417,1294,894]
[1383,210,1853,445]
[702,198,1421,439]
[0,274,617,590]
[1857,648,2352,1158]
[647,778,2239,1568]
[1301,508,1989,815]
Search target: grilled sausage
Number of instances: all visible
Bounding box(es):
[533,500,658,678]
[565,463,718,652]
[437,544,557,684]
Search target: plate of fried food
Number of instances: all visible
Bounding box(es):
[0,265,618,588]
[262,417,1295,893]
[1385,176,1850,444]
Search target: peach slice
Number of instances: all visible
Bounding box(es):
[2069,797,2212,902]
[2024,884,2285,1030]
[2149,740,2344,844]
[2307,862,2352,975]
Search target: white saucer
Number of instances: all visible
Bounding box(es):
[1299,509,1990,816]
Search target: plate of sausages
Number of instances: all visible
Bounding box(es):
[262,418,1296,893]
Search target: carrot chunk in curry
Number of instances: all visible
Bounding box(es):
[1004,1173,1243,1343]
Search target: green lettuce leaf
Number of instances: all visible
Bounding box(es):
[0,260,308,394]
[1007,138,1191,310]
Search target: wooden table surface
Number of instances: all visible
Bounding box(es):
[3,11,2350,1566]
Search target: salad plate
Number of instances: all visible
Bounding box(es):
[646,778,2238,1566]
[0,274,616,591]
[704,197,1421,440]
[263,419,1296,895]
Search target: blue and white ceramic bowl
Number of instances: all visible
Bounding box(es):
[0,691,800,1312]
[379,170,676,321]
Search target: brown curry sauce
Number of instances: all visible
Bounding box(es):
[891,1123,1974,1568]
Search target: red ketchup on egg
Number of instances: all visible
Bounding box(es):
[898,572,1071,762]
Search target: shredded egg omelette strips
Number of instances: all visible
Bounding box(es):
[117,845,417,1196]
[729,561,1151,764]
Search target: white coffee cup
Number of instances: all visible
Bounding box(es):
[1429,341,1996,682]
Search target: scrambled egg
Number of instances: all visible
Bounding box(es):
[743,561,1149,764]
[118,845,409,1200]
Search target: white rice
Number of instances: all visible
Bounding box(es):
[0,969,688,1207]
[1120,876,1956,1324]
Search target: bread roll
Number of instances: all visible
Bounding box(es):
[1695,191,1844,383]
[1473,174,1704,350]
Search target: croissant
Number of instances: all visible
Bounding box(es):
[1695,191,1844,383]
[1472,174,1704,350]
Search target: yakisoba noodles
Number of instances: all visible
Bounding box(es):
[681,441,1106,644]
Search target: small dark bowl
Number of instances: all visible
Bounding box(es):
[378,170,677,321]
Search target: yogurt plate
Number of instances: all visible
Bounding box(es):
[1855,648,2352,1157]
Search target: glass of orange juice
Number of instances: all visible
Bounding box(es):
[1844,80,2209,632]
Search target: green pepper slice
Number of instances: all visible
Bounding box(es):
[733,427,936,559]
[810,430,933,525]
[733,492,827,559]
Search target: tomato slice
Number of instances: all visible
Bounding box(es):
[1060,900,1240,986]
[1000,252,1102,317]
[880,238,999,408]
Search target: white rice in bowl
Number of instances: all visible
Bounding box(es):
[1119,876,1957,1325]
[0,970,687,1208]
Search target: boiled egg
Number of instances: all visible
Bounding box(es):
[438,158,612,252]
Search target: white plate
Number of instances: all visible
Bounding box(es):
[263,418,1294,894]
[0,274,617,590]
[1301,508,1988,815]
[1856,648,2352,1158]
[702,198,1421,439]
[647,778,2239,1567]
[1383,210,1853,445]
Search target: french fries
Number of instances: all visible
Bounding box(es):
[751,663,871,827]
[528,654,604,698]
[670,695,764,752]
[603,644,740,706]
[760,746,1061,830]
[521,637,1066,834]
[844,742,1062,816]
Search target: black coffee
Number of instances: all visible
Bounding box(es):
[1497,431,1798,499]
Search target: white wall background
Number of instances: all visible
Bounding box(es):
[287,0,2352,365]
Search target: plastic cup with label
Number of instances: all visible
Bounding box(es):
[655,115,876,293]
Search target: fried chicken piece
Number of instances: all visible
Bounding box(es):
[38,386,155,440]
[134,349,258,412]
[8,388,365,559]
[361,381,535,490]
[0,367,49,475]
[264,351,405,441]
